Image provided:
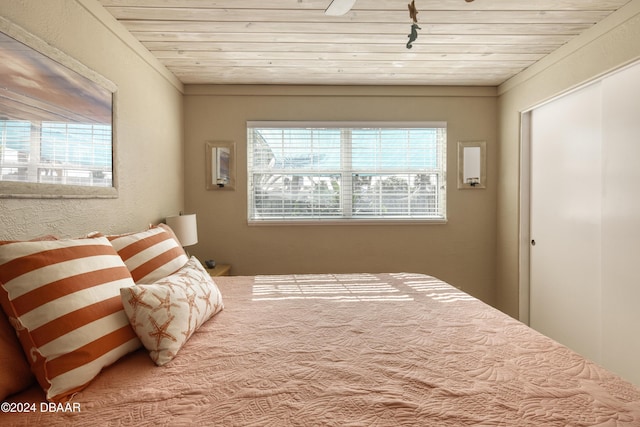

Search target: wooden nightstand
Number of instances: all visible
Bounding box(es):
[208,264,231,276]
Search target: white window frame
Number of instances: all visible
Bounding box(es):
[247,121,447,225]
[0,120,113,188]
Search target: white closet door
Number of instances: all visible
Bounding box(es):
[600,61,640,384]
[529,82,602,363]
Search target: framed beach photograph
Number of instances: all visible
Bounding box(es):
[0,17,117,198]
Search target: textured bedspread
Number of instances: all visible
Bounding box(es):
[2,273,640,426]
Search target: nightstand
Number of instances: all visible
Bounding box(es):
[208,264,231,277]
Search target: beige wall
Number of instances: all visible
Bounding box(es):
[184,86,498,304]
[0,0,184,239]
[496,1,640,317]
[7,0,637,315]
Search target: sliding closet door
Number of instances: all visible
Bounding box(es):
[600,61,640,385]
[529,82,602,363]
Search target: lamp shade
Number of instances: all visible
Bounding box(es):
[166,214,198,247]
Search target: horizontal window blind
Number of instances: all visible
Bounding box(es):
[248,122,446,223]
[0,120,112,187]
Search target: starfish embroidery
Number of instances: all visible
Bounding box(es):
[198,289,213,313]
[181,324,194,341]
[162,280,179,293]
[176,268,197,282]
[179,289,201,317]
[178,289,200,329]
[196,279,209,294]
[126,288,154,311]
[212,302,222,314]
[152,290,179,314]
[147,314,177,348]
[185,271,200,283]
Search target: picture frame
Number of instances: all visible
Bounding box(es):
[0,17,117,199]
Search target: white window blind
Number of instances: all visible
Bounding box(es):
[0,120,112,187]
[247,122,446,223]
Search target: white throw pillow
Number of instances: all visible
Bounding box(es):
[120,257,223,366]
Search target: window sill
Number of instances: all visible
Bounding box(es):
[247,218,447,226]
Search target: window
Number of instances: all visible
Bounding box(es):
[0,120,113,187]
[247,122,446,223]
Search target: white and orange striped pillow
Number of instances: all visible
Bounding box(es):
[0,237,141,402]
[107,225,189,284]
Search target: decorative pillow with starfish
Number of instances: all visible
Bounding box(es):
[120,256,224,366]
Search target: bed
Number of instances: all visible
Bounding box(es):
[2,228,640,426]
[2,269,640,426]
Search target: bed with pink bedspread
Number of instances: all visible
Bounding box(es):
[2,272,640,426]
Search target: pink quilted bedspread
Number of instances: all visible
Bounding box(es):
[2,273,640,426]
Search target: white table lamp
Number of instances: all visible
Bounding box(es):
[166,213,198,247]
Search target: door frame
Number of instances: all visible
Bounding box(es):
[518,111,532,325]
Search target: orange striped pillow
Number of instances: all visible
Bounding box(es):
[107,225,189,284]
[0,237,141,402]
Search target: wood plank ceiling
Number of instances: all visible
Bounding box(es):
[99,0,632,86]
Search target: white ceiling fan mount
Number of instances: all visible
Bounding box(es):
[325,0,357,16]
